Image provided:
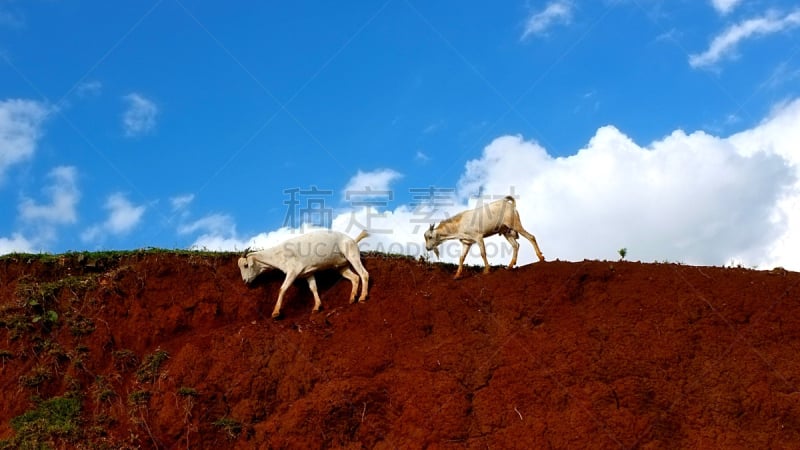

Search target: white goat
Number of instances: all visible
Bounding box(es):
[424,196,545,279]
[238,230,369,318]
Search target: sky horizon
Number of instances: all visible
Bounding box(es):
[2,1,800,270]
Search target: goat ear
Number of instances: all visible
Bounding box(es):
[429,223,435,231]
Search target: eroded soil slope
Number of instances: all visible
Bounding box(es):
[1,251,800,449]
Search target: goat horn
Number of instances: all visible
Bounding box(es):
[242,247,251,257]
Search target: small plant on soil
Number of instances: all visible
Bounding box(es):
[91,377,117,404]
[618,247,628,260]
[19,364,52,389]
[177,387,198,397]
[127,390,151,407]
[213,416,242,439]
[67,315,95,337]
[0,349,13,367]
[136,349,169,383]
[112,349,138,372]
[0,313,32,340]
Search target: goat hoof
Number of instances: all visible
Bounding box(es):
[271,312,282,320]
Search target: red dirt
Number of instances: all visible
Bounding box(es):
[1,251,800,449]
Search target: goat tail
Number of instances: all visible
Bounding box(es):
[354,229,369,243]
[504,195,516,205]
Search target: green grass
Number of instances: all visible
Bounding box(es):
[0,396,82,449]
[0,248,239,264]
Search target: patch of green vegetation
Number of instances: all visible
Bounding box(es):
[45,341,68,362]
[19,365,52,389]
[14,277,60,309]
[14,279,60,332]
[0,248,237,264]
[91,377,116,404]
[0,313,32,340]
[135,349,169,383]
[177,386,198,397]
[111,349,138,372]
[213,416,242,439]
[0,395,82,449]
[67,315,95,336]
[127,390,151,407]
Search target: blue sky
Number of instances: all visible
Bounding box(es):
[2,1,800,270]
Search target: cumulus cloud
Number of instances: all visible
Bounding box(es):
[19,166,80,224]
[690,9,800,68]
[727,99,800,268]
[0,99,49,179]
[342,169,403,199]
[122,93,158,136]
[180,213,241,251]
[0,233,33,254]
[1,165,79,254]
[522,1,574,39]
[82,193,146,242]
[710,0,743,15]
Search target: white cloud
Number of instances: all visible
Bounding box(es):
[342,169,403,199]
[690,10,800,68]
[1,166,80,253]
[0,99,49,180]
[180,213,240,251]
[0,234,33,254]
[178,213,235,236]
[415,150,431,163]
[170,194,195,212]
[19,166,80,224]
[727,99,800,269]
[76,80,103,97]
[710,0,743,15]
[522,1,574,39]
[122,93,158,137]
[82,193,146,242]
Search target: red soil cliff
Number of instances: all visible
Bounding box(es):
[1,252,799,448]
